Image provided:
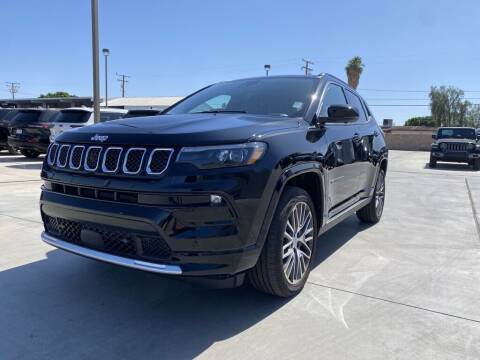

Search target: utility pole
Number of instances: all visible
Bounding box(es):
[102,48,110,107]
[264,64,271,77]
[91,0,100,123]
[116,72,130,97]
[301,58,314,75]
[5,82,20,100]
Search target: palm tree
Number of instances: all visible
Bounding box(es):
[345,56,365,90]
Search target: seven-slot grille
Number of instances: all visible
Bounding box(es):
[445,143,468,152]
[47,143,174,176]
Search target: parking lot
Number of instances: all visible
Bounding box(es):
[1,150,480,359]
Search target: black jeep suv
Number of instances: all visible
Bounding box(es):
[429,127,480,170]
[40,74,388,297]
[8,109,58,158]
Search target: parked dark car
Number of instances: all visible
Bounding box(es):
[123,109,163,118]
[40,74,388,297]
[0,108,19,154]
[8,109,58,158]
[430,127,480,169]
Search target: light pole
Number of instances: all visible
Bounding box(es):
[102,48,110,107]
[91,0,100,123]
[264,64,271,77]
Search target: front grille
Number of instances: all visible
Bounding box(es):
[57,145,70,167]
[445,143,468,152]
[123,148,146,174]
[47,143,173,177]
[69,146,84,169]
[43,215,172,261]
[102,147,122,172]
[47,144,59,165]
[85,147,102,171]
[147,149,173,174]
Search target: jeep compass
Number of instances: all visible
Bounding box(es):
[40,74,388,297]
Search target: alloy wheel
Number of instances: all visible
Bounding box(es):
[282,201,314,284]
[375,172,385,217]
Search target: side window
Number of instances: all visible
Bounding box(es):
[345,90,367,122]
[319,84,347,117]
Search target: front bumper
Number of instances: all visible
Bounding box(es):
[40,185,264,278]
[42,231,182,274]
[431,151,480,162]
[8,136,49,153]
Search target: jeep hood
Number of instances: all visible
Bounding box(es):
[56,113,301,146]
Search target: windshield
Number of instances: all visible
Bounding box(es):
[55,110,91,123]
[437,128,476,140]
[166,77,319,118]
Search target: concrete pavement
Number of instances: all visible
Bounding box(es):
[1,150,480,359]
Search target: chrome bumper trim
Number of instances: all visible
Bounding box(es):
[41,231,182,275]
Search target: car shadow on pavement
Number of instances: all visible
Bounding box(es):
[7,163,43,170]
[0,217,366,359]
[0,155,44,163]
[423,162,475,172]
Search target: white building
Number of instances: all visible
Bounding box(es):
[101,96,183,110]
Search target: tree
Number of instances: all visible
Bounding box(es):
[429,86,470,127]
[345,56,365,90]
[404,116,436,127]
[39,91,76,98]
[467,104,480,128]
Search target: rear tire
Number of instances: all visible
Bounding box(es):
[429,155,437,168]
[8,146,19,155]
[473,159,480,171]
[20,149,40,158]
[357,169,385,224]
[248,186,317,297]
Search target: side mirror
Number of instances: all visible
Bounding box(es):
[316,104,359,125]
[432,134,437,139]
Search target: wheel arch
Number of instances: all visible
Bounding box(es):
[254,162,326,251]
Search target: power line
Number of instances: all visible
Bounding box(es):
[301,58,314,75]
[360,88,480,93]
[116,72,130,97]
[369,104,480,107]
[5,82,20,100]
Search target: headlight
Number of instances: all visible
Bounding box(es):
[468,143,476,150]
[177,142,267,169]
[439,143,447,151]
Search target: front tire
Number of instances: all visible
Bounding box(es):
[248,186,317,297]
[20,149,40,158]
[429,155,437,168]
[357,169,385,223]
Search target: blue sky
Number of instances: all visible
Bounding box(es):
[1,0,480,124]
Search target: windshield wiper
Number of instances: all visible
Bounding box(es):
[192,110,247,114]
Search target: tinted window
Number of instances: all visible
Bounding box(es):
[55,110,91,123]
[438,128,475,139]
[100,112,125,122]
[124,110,162,118]
[320,84,347,116]
[11,111,42,123]
[345,90,367,122]
[166,77,319,119]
